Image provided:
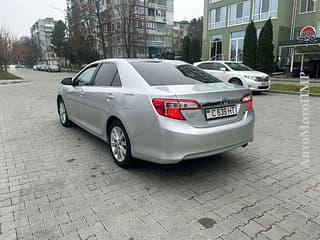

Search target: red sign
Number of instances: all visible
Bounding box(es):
[299,26,316,42]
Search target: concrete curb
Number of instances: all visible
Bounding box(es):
[269,90,320,97]
[271,79,320,84]
[0,80,29,85]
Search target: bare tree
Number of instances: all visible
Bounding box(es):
[93,0,107,59]
[117,0,137,58]
[106,0,113,58]
[12,37,41,66]
[0,27,15,74]
[79,0,99,57]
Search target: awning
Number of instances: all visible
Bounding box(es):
[279,38,320,56]
[279,38,320,72]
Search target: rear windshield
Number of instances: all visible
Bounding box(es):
[130,62,222,86]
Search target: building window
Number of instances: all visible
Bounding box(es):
[210,35,223,60]
[209,0,221,3]
[209,6,227,30]
[229,1,251,26]
[253,0,278,21]
[230,31,245,62]
[300,0,315,13]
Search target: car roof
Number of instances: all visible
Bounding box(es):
[91,58,187,66]
[194,61,241,64]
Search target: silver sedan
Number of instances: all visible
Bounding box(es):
[57,59,255,168]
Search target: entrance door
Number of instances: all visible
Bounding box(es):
[210,35,222,60]
[230,31,245,62]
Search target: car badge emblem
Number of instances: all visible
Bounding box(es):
[222,97,229,105]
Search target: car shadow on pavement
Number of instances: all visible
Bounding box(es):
[62,120,251,187]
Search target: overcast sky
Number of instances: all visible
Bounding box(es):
[0,0,204,38]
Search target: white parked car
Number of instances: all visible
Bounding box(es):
[194,61,270,91]
[48,65,61,72]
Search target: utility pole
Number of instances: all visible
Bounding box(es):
[289,0,298,73]
[144,0,147,58]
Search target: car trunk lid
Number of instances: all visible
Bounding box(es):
[153,83,251,128]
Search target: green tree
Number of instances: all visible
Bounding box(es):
[256,19,274,74]
[182,36,191,63]
[190,38,201,64]
[243,21,257,69]
[51,20,66,58]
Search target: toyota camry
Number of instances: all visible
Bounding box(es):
[57,59,255,168]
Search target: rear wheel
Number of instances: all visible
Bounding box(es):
[229,78,243,86]
[108,120,135,168]
[58,99,72,127]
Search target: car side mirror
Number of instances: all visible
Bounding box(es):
[220,67,227,72]
[61,77,73,85]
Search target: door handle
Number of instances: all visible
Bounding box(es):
[80,89,85,97]
[105,95,114,101]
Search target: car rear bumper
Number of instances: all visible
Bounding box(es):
[132,110,255,164]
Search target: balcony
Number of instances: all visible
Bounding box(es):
[155,16,166,23]
[147,3,167,10]
[146,40,165,48]
[146,29,166,35]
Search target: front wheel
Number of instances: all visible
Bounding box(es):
[229,78,243,86]
[108,121,135,168]
[58,99,72,127]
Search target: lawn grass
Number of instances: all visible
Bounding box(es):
[271,84,320,94]
[0,72,22,80]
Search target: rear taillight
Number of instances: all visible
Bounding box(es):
[152,99,200,120]
[241,94,253,111]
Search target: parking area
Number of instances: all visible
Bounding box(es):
[0,69,320,240]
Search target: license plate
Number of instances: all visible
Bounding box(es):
[206,106,237,120]
[261,82,269,86]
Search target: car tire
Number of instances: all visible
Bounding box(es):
[229,78,243,86]
[58,99,72,127]
[108,120,135,168]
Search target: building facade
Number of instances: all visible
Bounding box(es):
[67,0,174,58]
[142,0,174,58]
[172,21,190,56]
[202,0,320,76]
[31,18,59,64]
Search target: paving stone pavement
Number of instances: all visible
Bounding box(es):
[0,69,319,240]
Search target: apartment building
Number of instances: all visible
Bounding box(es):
[67,0,174,58]
[30,18,59,64]
[203,0,320,77]
[172,21,190,55]
[172,18,203,57]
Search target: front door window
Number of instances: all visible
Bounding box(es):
[75,66,98,86]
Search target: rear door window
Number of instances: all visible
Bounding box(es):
[130,62,222,86]
[93,63,117,86]
[212,62,226,70]
[198,63,214,70]
[111,72,122,87]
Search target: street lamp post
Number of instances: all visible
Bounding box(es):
[52,6,67,24]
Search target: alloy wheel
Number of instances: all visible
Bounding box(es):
[110,126,127,162]
[59,101,67,124]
